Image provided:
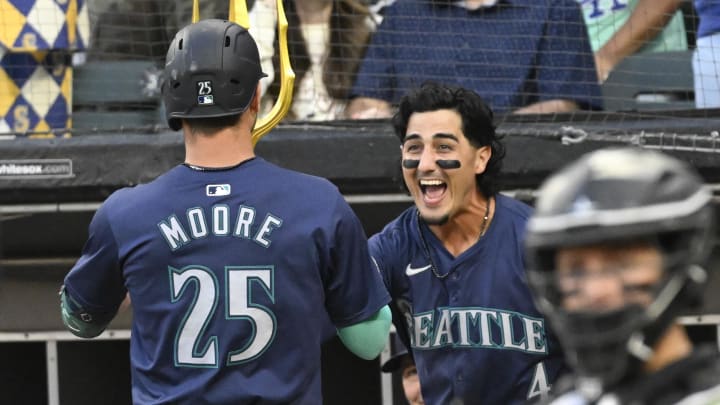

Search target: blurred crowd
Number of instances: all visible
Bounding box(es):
[82,0,719,122]
[2,0,718,136]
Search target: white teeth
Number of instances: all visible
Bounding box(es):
[420,179,444,186]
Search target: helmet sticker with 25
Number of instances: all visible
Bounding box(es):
[197,81,214,105]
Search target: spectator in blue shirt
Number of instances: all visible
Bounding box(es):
[346,0,602,119]
[693,0,720,108]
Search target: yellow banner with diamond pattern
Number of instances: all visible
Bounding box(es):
[0,0,90,137]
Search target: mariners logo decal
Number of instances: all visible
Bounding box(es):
[206,184,231,196]
[197,80,214,105]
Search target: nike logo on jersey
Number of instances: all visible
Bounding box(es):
[405,263,431,276]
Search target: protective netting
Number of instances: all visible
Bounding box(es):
[0,0,718,155]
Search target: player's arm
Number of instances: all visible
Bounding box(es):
[60,199,127,338]
[335,236,395,360]
[60,285,118,338]
[324,194,392,359]
[337,305,392,360]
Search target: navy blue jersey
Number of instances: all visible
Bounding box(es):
[64,157,390,405]
[370,194,566,405]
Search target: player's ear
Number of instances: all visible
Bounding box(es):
[249,84,261,114]
[474,145,491,174]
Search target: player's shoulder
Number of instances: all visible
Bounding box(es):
[368,207,416,271]
[496,193,533,222]
[369,206,416,246]
[614,347,720,404]
[680,346,720,400]
[249,159,356,220]
[677,384,720,405]
[97,165,187,218]
[376,205,416,234]
[257,158,337,191]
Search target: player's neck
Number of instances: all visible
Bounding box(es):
[643,323,693,374]
[430,195,493,257]
[184,127,255,168]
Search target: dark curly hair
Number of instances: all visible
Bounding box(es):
[392,82,506,197]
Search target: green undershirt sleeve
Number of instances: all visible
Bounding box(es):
[337,305,392,360]
[60,287,113,339]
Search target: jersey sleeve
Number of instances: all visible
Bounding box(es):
[322,194,391,328]
[368,229,414,348]
[63,201,127,316]
[368,232,392,290]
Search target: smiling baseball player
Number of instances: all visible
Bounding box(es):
[369,82,567,404]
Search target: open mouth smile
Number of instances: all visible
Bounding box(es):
[419,179,447,206]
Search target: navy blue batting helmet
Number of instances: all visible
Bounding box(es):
[162,19,267,131]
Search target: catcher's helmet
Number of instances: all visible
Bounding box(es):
[162,19,267,131]
[525,147,714,391]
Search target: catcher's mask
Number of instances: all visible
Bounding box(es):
[525,147,714,394]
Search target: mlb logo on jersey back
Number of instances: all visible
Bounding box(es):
[206,184,231,196]
[197,80,214,105]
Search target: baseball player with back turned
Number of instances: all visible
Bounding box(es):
[60,19,391,404]
[369,82,567,405]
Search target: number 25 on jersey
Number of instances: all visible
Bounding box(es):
[169,265,276,367]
